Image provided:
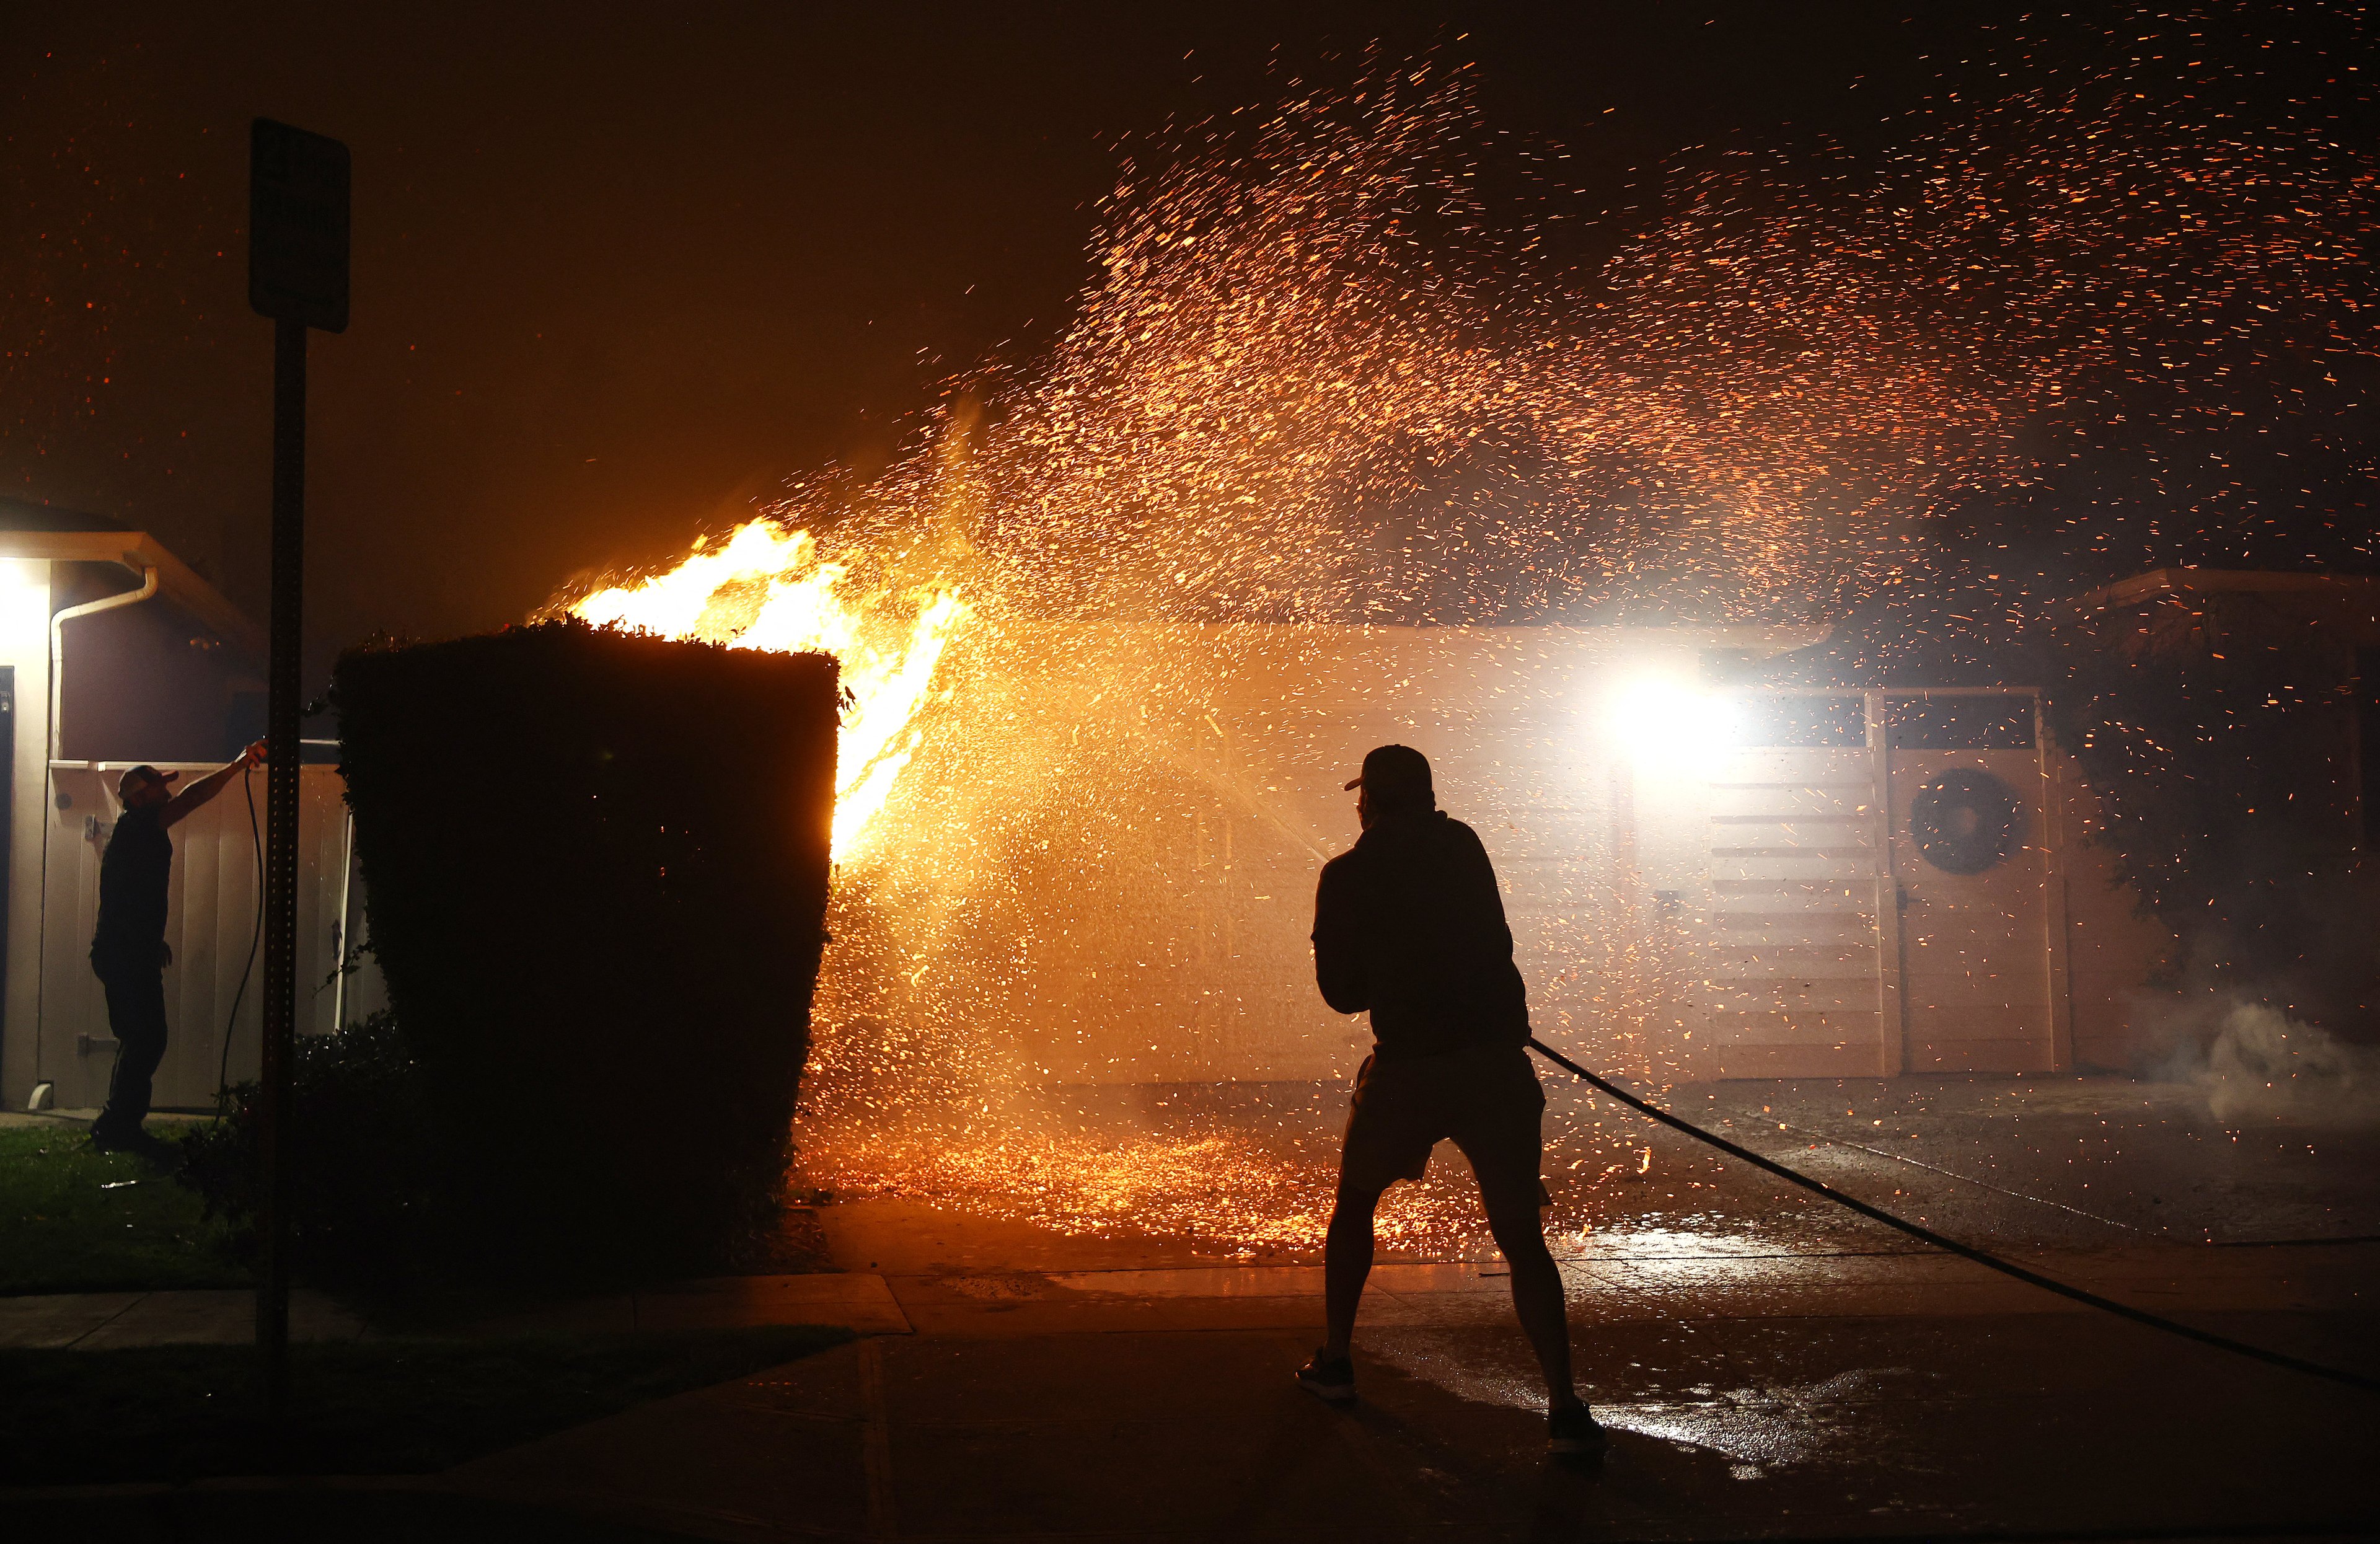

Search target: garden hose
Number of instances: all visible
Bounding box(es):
[1526,1034,2379,1396]
[214,763,265,1099]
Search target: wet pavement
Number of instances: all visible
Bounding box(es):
[1660,1074,2380,1250]
[428,1072,2380,1540]
[443,1312,2378,1541]
[806,1071,2380,1265]
[15,1072,2379,1539]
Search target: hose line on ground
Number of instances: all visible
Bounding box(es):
[1526,1036,2379,1396]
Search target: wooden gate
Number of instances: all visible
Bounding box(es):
[1691,688,2069,1078]
[1885,691,2069,1074]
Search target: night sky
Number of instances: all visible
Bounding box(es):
[4,2,2366,686]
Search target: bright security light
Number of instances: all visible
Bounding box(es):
[0,560,45,637]
[1606,674,1743,765]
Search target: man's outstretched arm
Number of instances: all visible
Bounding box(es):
[1312,862,1370,1014]
[163,740,266,829]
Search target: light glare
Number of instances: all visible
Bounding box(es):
[1606,676,1742,765]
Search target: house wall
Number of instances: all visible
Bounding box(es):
[0,555,271,1108]
[879,624,2181,1087]
[53,565,263,762]
[875,624,1833,1086]
[0,560,53,1107]
[36,763,368,1111]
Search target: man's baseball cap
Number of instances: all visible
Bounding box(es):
[117,765,178,800]
[1343,744,1433,805]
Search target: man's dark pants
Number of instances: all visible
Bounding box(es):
[1341,1043,1548,1218]
[95,965,169,1139]
[1326,1043,1573,1400]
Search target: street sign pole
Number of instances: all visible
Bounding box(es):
[248,118,348,1423]
[257,314,304,1414]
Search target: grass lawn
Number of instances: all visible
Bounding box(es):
[0,1124,250,1295]
[0,1324,850,1485]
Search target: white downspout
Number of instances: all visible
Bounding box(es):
[34,564,160,1088]
[50,565,159,759]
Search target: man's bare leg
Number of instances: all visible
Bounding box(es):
[1488,1206,1580,1409]
[1322,1179,1388,1358]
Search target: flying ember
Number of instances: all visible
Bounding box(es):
[551,15,2376,1258]
[568,520,966,858]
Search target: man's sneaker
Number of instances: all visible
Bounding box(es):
[1548,1403,1606,1456]
[1296,1350,1356,1403]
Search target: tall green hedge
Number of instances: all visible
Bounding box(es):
[333,620,837,1278]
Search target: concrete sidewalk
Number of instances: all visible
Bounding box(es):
[0,1287,366,1349]
[425,1227,2379,1539]
[17,1073,2374,1537]
[838,1218,2373,1337]
[443,1308,2378,1542]
[9,1231,2366,1349]
[10,1232,2377,1539]
[0,1273,912,1348]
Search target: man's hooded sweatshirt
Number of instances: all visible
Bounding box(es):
[1310,807,1531,1062]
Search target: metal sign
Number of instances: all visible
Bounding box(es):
[249,119,350,333]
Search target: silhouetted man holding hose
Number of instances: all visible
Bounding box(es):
[1298,744,1603,1456]
[88,745,263,1163]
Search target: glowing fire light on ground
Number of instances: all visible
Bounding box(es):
[569,520,965,857]
[825,1124,1542,1256]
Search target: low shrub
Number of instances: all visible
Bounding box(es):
[178,1010,433,1290]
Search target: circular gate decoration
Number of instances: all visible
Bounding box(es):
[1909,769,2021,875]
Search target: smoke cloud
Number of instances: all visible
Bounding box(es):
[2155,998,2380,1127]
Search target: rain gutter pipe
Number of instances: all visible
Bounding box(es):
[35,563,161,1085]
[50,563,160,756]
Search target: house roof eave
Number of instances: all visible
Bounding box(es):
[0,531,265,660]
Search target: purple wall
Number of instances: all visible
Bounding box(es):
[52,565,263,763]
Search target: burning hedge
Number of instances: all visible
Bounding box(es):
[332,619,838,1277]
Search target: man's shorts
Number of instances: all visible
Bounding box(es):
[1339,1043,1549,1217]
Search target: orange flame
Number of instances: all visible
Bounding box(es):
[568,518,964,858]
